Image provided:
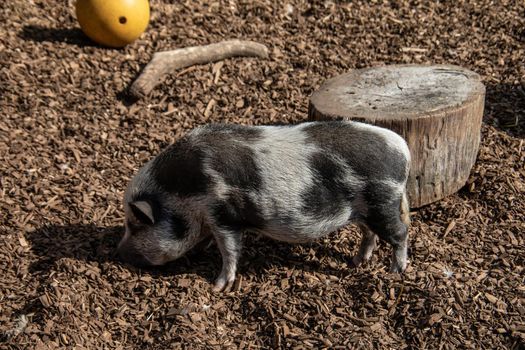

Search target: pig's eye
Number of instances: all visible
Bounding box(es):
[170,213,189,239]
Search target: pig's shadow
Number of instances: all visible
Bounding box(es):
[28,224,124,272]
[27,224,353,283]
[27,224,220,282]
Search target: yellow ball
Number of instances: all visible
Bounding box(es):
[75,0,150,48]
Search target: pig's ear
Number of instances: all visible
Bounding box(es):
[130,201,155,225]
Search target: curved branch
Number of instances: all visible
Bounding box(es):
[129,40,269,98]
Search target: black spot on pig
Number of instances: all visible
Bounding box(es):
[208,144,261,191]
[151,137,209,196]
[190,124,263,191]
[212,191,265,231]
[303,122,407,182]
[302,152,353,217]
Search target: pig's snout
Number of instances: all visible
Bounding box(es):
[117,243,151,268]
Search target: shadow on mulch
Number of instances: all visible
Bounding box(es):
[26,224,352,284]
[27,224,121,269]
[240,234,354,278]
[116,89,141,106]
[18,25,100,48]
[26,224,219,280]
[484,82,525,138]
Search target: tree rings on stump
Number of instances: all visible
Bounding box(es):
[308,64,486,208]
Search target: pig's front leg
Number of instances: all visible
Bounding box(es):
[212,228,242,292]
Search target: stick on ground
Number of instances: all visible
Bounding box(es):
[129,40,269,98]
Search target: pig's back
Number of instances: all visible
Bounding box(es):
[191,122,410,241]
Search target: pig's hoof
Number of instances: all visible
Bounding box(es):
[389,261,408,273]
[213,274,236,293]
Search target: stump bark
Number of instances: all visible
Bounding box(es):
[308,64,486,208]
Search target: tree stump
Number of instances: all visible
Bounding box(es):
[308,64,486,208]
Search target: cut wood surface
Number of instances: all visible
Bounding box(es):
[309,64,486,208]
[130,40,269,98]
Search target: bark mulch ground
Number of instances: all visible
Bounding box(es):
[1,1,524,349]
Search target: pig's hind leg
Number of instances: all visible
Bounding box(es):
[363,190,410,273]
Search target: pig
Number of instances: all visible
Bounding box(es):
[117,121,411,291]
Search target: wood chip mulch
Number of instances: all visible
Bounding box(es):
[1,1,524,349]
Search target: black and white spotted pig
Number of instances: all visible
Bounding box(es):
[117,121,411,291]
